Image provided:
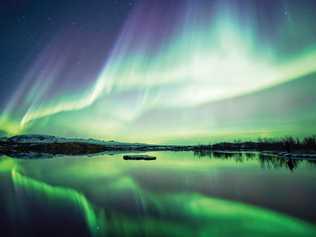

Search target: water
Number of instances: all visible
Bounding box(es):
[0,151,316,237]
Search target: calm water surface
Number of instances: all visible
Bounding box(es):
[0,151,316,237]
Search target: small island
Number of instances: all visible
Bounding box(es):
[123,155,156,160]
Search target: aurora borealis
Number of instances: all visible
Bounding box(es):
[1,0,316,143]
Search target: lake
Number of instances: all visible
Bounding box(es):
[1,151,316,237]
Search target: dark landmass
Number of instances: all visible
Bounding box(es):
[0,134,316,159]
[0,134,191,158]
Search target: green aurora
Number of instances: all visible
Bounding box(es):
[1,1,316,143]
[1,2,316,236]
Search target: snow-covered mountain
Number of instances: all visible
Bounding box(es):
[6,134,137,146]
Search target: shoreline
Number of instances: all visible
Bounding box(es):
[0,134,316,159]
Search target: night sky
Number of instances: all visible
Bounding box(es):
[1,0,316,143]
[0,0,135,105]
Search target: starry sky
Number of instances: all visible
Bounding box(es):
[1,0,316,144]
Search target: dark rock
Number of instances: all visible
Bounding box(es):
[123,155,156,160]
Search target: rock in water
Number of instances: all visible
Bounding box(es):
[123,154,156,160]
